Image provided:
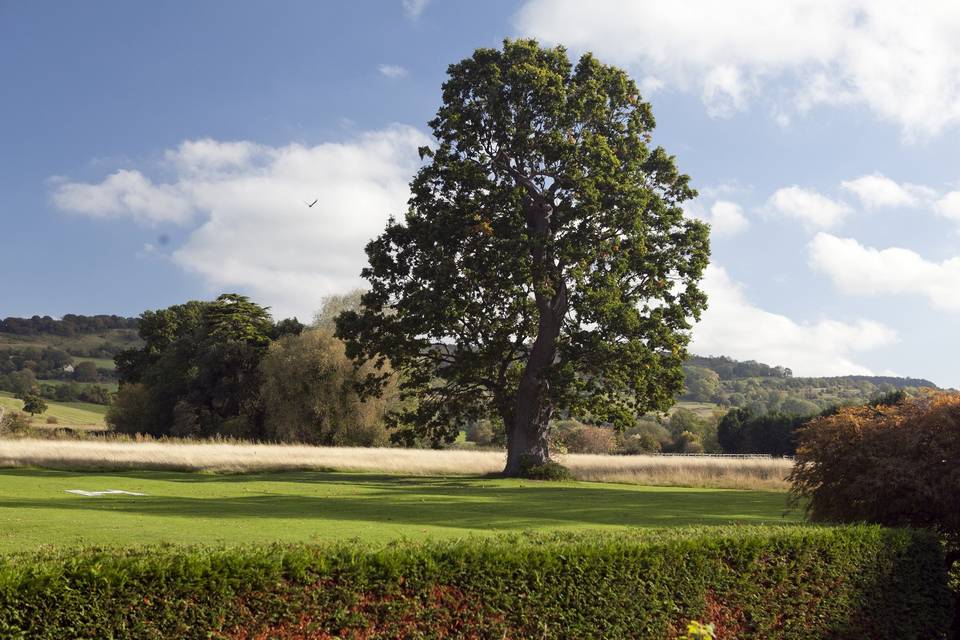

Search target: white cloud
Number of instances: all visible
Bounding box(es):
[701,65,749,118]
[378,64,409,79]
[686,199,750,237]
[934,191,960,222]
[840,173,935,208]
[514,0,960,137]
[639,76,664,95]
[809,233,960,312]
[691,265,896,376]
[167,139,262,176]
[766,186,852,230]
[50,126,431,320]
[402,0,429,19]
[52,169,195,225]
[707,201,750,237]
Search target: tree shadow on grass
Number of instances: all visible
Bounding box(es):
[0,468,797,533]
[1,467,493,486]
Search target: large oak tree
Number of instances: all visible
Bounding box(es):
[337,40,709,476]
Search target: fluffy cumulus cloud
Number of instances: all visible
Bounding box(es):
[706,201,750,236]
[51,126,431,320]
[934,191,960,222]
[809,233,960,312]
[837,174,960,227]
[514,0,960,137]
[166,139,262,176]
[840,174,936,209]
[53,169,195,225]
[765,186,851,230]
[690,265,896,376]
[685,199,750,237]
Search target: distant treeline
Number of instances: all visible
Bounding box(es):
[686,354,935,389]
[819,374,936,389]
[686,355,793,379]
[0,314,138,336]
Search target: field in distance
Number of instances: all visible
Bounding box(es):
[0,391,106,428]
[0,468,800,553]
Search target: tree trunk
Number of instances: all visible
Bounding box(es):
[503,197,566,476]
[503,358,555,475]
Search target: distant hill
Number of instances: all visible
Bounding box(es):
[686,354,936,388]
[815,374,937,389]
[0,314,140,361]
[0,315,142,407]
[682,354,937,416]
[686,355,793,379]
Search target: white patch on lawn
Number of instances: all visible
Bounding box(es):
[65,489,147,497]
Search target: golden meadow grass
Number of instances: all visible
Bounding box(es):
[0,439,793,490]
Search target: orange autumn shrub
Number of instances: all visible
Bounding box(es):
[789,390,960,535]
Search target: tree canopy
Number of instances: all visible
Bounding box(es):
[110,294,299,438]
[338,39,710,475]
[21,394,47,416]
[260,328,396,447]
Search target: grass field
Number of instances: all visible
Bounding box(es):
[670,400,723,417]
[0,468,799,553]
[0,391,107,427]
[74,356,117,370]
[36,378,119,392]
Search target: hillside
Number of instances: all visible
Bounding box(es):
[0,314,140,360]
[0,315,141,413]
[0,315,140,361]
[682,355,937,416]
[0,391,107,428]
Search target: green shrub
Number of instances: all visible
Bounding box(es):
[0,526,951,639]
[518,457,573,480]
[621,432,663,454]
[623,419,672,452]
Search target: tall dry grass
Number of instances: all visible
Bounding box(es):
[0,439,793,490]
[565,453,792,491]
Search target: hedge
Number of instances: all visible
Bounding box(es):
[0,526,952,639]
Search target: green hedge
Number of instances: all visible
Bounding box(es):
[0,526,952,639]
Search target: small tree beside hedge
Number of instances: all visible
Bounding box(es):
[789,390,959,537]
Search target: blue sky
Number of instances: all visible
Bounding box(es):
[2,1,959,387]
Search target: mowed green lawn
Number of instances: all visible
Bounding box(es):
[0,469,799,553]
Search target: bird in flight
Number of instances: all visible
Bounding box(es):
[304,199,318,208]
